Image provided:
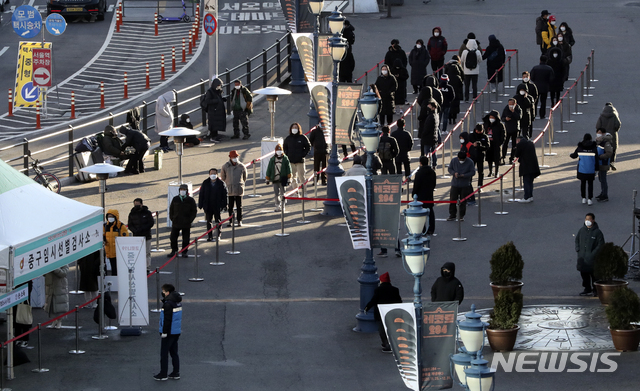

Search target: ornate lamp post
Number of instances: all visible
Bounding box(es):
[158,127,201,184]
[306,0,324,128]
[322,8,347,216]
[353,89,380,333]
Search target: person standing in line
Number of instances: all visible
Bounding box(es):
[575,213,604,297]
[375,64,398,126]
[521,71,539,138]
[558,22,575,46]
[468,123,490,190]
[230,79,253,140]
[483,110,505,177]
[514,136,541,203]
[391,118,414,179]
[530,55,555,119]
[556,32,572,81]
[168,184,197,258]
[384,39,408,69]
[220,150,247,225]
[447,151,475,221]
[127,198,155,271]
[377,126,399,175]
[78,251,100,309]
[460,39,482,103]
[513,84,535,140]
[595,128,613,202]
[104,209,128,275]
[339,20,356,83]
[155,91,175,152]
[427,27,448,76]
[200,78,227,142]
[535,10,550,54]
[419,99,440,168]
[438,74,455,134]
[198,169,228,241]
[154,283,182,381]
[457,32,483,57]
[283,122,311,193]
[345,155,367,176]
[265,144,292,212]
[596,102,621,170]
[541,15,557,52]
[120,126,150,175]
[391,59,409,110]
[409,39,430,94]
[309,124,329,185]
[412,155,437,235]
[431,262,464,304]
[483,35,506,92]
[364,272,402,353]
[444,56,464,124]
[501,98,522,164]
[44,266,69,329]
[547,46,565,106]
[570,133,599,206]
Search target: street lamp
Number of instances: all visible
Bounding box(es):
[353,90,380,333]
[158,127,201,184]
[79,163,124,340]
[327,6,345,35]
[307,0,324,129]
[253,86,292,139]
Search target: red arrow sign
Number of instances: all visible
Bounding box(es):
[33,68,51,86]
[32,48,52,87]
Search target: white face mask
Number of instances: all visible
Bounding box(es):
[550,21,556,26]
[520,90,526,96]
[235,85,241,90]
[292,128,299,134]
[434,32,440,37]
[596,133,603,139]
[276,150,283,156]
[585,220,593,228]
[489,118,495,123]
[210,174,217,180]
[416,44,422,49]
[523,77,529,83]
[381,70,388,75]
[231,158,238,163]
[552,53,559,58]
[107,217,115,223]
[509,105,515,110]
[186,118,191,123]
[180,190,187,196]
[560,27,566,32]
[558,37,564,42]
[459,139,464,144]
[552,40,558,45]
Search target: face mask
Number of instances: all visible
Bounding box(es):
[180,190,187,196]
[596,134,603,139]
[210,174,217,180]
[134,204,141,209]
[107,217,115,223]
[216,86,222,91]
[381,70,388,75]
[276,150,283,156]
[551,21,556,26]
[459,139,464,144]
[231,158,238,163]
[523,77,529,82]
[520,90,526,96]
[552,40,558,45]
[552,53,558,58]
[558,37,564,42]
[489,118,495,123]
[509,105,515,110]
[560,27,566,32]
[292,128,299,134]
[186,118,191,123]
[416,44,422,49]
[161,292,166,298]
[585,220,592,228]
[442,271,452,278]
[235,85,241,90]
[434,32,440,37]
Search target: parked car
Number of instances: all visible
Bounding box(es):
[46,0,108,21]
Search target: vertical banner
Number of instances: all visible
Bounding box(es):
[296,0,314,33]
[336,176,370,249]
[280,0,297,32]
[115,237,150,327]
[421,302,457,389]
[372,175,403,248]
[379,303,420,391]
[292,33,314,81]
[308,82,332,145]
[317,34,334,82]
[14,42,51,108]
[335,83,362,146]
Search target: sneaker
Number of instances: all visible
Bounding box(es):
[395,250,402,258]
[168,373,180,380]
[242,134,251,140]
[236,221,243,227]
[231,134,240,139]
[154,374,168,381]
[467,201,477,206]
[582,198,587,204]
[610,163,617,171]
[207,237,214,242]
[382,346,392,353]
[181,252,189,258]
[377,251,388,258]
[587,199,593,206]
[597,197,609,202]
[274,207,281,212]
[167,252,176,258]
[446,216,456,221]
[579,289,592,296]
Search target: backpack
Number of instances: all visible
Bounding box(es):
[465,50,478,70]
[378,140,393,160]
[75,136,98,152]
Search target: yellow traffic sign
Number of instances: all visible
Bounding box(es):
[15,42,51,107]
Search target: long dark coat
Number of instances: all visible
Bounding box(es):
[375,74,398,116]
[408,45,430,86]
[201,78,227,133]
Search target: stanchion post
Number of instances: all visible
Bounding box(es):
[506,55,514,88]
[591,49,597,82]
[564,93,575,124]
[210,223,225,265]
[69,306,85,354]
[247,162,261,198]
[151,212,164,252]
[70,261,83,294]
[452,198,467,241]
[573,85,582,113]
[275,196,289,237]
[226,214,241,254]
[189,240,204,282]
[580,71,587,104]
[586,59,594,92]
[495,176,508,215]
[507,164,520,202]
[31,324,49,373]
[151,268,162,312]
[472,190,486,228]
[297,186,310,224]
[310,174,321,211]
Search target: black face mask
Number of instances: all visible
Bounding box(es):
[161,292,166,298]
[442,271,452,278]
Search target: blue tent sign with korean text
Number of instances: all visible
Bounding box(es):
[11,5,42,39]
[45,14,67,36]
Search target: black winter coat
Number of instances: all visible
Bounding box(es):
[444,61,464,98]
[364,282,402,321]
[377,134,399,161]
[391,61,409,105]
[418,76,444,108]
[201,80,227,132]
[419,108,439,146]
[483,37,506,83]
[514,138,541,178]
[283,133,311,164]
[483,111,506,163]
[309,127,329,155]
[391,127,414,156]
[530,63,555,94]
[127,205,155,239]
[514,84,535,128]
[408,46,430,86]
[78,251,100,292]
[439,82,455,108]
[375,74,398,116]
[169,195,197,229]
[412,165,436,202]
[198,178,228,214]
[121,127,150,152]
[547,47,565,92]
[384,45,407,68]
[469,131,490,162]
[502,104,522,135]
[431,262,464,304]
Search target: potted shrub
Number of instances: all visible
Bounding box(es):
[486,290,523,352]
[606,287,640,351]
[594,242,629,305]
[489,241,524,299]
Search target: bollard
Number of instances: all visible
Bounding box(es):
[297,185,310,224]
[275,197,289,237]
[507,164,520,202]
[573,86,582,114]
[210,223,225,266]
[100,81,105,109]
[35,100,41,129]
[69,306,85,354]
[226,215,241,255]
[591,49,597,82]
[472,190,487,228]
[116,8,120,32]
[31,324,49,373]
[172,47,176,72]
[161,54,165,81]
[70,260,83,294]
[310,174,322,211]
[452,199,467,241]
[145,63,150,89]
[150,212,165,252]
[182,38,186,63]
[151,268,162,312]
[154,12,158,36]
[188,31,193,55]
[123,72,128,99]
[8,89,13,117]
[70,91,76,119]
[495,175,509,215]
[188,240,204,282]
[247,162,261,197]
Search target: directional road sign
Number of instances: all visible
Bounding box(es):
[15,42,51,107]
[11,5,43,39]
[45,14,67,36]
[33,48,52,87]
[21,82,39,103]
[203,13,217,36]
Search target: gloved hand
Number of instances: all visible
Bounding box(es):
[266,181,270,186]
[161,333,167,338]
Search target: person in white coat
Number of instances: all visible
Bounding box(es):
[155,91,175,152]
[460,39,483,102]
[44,266,69,329]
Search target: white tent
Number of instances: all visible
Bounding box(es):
[0,159,103,289]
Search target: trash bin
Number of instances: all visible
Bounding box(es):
[154,149,163,170]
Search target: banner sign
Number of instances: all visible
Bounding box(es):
[0,285,28,313]
[335,83,362,146]
[280,0,296,32]
[308,82,332,145]
[336,176,370,250]
[292,33,314,82]
[379,303,420,391]
[371,175,403,248]
[317,34,334,83]
[421,302,457,389]
[296,0,314,33]
[115,237,150,327]
[14,214,103,286]
[14,42,51,107]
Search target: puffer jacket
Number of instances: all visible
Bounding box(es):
[220,160,248,196]
[44,265,69,315]
[104,209,128,259]
[101,128,123,157]
[283,132,311,164]
[127,205,154,239]
[427,27,448,61]
[570,140,599,180]
[575,222,604,273]
[596,133,613,171]
[160,291,182,335]
[596,104,621,134]
[460,39,482,76]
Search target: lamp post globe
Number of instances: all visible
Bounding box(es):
[308,0,324,15]
[404,194,429,238]
[457,304,489,355]
[328,35,348,62]
[359,90,379,121]
[464,356,496,391]
[327,7,345,35]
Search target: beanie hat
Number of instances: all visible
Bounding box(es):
[440,74,449,81]
[467,32,476,39]
[380,272,390,283]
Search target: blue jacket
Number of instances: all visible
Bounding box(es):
[159,291,182,335]
[570,140,598,180]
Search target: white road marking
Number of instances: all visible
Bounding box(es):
[28,0,35,6]
[0,47,9,58]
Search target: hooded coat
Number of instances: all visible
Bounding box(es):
[391,59,409,105]
[514,83,535,129]
[101,126,123,157]
[155,91,175,134]
[483,110,506,163]
[575,222,604,273]
[427,27,448,62]
[408,44,430,86]
[431,262,464,304]
[469,128,490,163]
[596,133,613,171]
[547,47,565,92]
[375,72,398,116]
[364,280,402,321]
[384,44,407,68]
[44,265,69,316]
[419,76,444,108]
[570,139,599,180]
[460,39,482,76]
[201,78,227,133]
[502,102,522,135]
[283,129,311,164]
[160,291,183,335]
[103,209,128,259]
[596,104,621,135]
[439,79,455,108]
[419,101,440,146]
[559,23,575,46]
[483,35,506,84]
[514,138,541,178]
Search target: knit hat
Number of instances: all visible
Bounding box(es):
[440,74,449,81]
[380,272,390,283]
[229,150,239,158]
